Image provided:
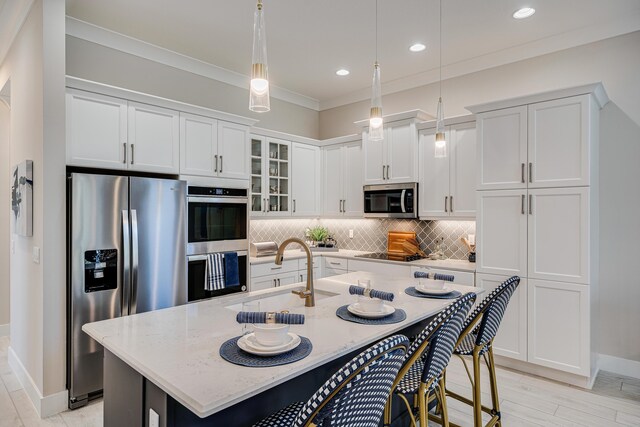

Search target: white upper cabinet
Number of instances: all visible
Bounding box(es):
[477,106,528,190]
[291,143,321,216]
[323,141,363,217]
[127,102,180,174]
[476,190,527,277]
[527,187,589,284]
[528,96,591,188]
[419,120,476,219]
[180,115,249,179]
[217,121,250,180]
[66,89,128,170]
[180,113,218,176]
[363,119,419,185]
[250,136,291,217]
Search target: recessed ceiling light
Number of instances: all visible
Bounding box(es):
[409,43,426,52]
[513,7,536,19]
[335,69,350,76]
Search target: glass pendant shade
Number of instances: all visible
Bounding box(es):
[434,97,447,158]
[250,1,270,112]
[369,62,384,141]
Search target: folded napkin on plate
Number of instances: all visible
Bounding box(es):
[348,285,394,302]
[413,271,455,282]
[236,311,305,325]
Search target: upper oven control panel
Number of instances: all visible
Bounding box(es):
[187,186,247,197]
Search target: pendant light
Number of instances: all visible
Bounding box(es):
[249,0,270,112]
[369,0,384,141]
[434,0,446,158]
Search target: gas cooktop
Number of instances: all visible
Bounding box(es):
[355,252,425,262]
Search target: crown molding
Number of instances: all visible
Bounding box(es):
[0,0,35,66]
[65,16,321,111]
[319,10,640,111]
[354,109,433,127]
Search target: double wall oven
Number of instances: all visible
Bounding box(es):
[187,186,248,301]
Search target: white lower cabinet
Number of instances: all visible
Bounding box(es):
[251,272,300,291]
[528,279,590,376]
[323,257,348,277]
[476,273,527,361]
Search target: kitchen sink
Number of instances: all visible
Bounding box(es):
[225,288,340,312]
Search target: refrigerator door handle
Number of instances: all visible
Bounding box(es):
[121,210,131,315]
[130,209,139,315]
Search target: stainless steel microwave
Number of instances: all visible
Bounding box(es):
[363,183,418,218]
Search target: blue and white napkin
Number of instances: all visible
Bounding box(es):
[348,285,395,302]
[205,253,225,290]
[236,312,305,325]
[413,271,455,282]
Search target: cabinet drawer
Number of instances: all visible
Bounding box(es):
[324,266,348,278]
[410,266,475,286]
[324,257,348,270]
[348,259,411,277]
[251,259,298,278]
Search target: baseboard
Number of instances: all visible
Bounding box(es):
[8,346,68,418]
[493,354,593,388]
[598,353,640,379]
[0,323,8,336]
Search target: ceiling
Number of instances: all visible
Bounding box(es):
[65,0,640,110]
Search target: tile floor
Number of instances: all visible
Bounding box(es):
[1,334,639,426]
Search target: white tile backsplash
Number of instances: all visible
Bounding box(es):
[250,218,475,260]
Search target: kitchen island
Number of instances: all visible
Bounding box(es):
[83,271,480,426]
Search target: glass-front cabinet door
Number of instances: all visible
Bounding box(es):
[250,135,291,217]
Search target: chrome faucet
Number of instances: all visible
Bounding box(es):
[275,238,315,307]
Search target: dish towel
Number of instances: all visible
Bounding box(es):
[348,285,395,302]
[205,253,225,291]
[224,252,240,287]
[236,312,305,325]
[413,271,455,282]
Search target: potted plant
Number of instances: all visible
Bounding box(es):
[305,226,329,247]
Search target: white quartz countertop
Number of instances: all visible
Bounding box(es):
[250,249,476,272]
[83,272,480,418]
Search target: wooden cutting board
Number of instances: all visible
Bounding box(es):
[387,231,417,255]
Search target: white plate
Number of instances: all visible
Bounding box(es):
[415,285,452,296]
[347,303,395,319]
[237,333,301,356]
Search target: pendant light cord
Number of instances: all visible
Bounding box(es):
[439,0,442,98]
[375,0,379,64]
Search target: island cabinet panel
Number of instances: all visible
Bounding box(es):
[104,350,143,427]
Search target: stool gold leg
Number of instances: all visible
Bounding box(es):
[419,382,430,427]
[473,347,483,427]
[487,345,501,427]
[437,378,450,427]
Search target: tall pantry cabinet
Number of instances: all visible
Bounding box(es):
[469,84,608,384]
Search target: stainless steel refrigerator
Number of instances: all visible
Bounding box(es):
[67,172,187,409]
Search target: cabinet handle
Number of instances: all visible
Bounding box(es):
[220,156,223,173]
[521,163,525,183]
[130,144,134,165]
[449,196,453,212]
[264,198,267,213]
[529,162,533,183]
[444,196,448,212]
[330,262,341,266]
[214,154,218,173]
[273,279,277,287]
[529,194,532,215]
[343,199,346,213]
[123,143,127,164]
[277,278,281,287]
[521,194,525,215]
[386,165,390,180]
[271,266,282,271]
[300,274,303,282]
[293,199,296,213]
[382,165,385,180]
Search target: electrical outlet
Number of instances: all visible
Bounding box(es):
[32,246,40,264]
[349,229,354,239]
[149,409,159,427]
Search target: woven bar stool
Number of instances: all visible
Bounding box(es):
[252,334,409,427]
[445,276,521,427]
[383,292,477,427]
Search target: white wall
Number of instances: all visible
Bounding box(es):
[65,36,320,139]
[0,86,9,333]
[0,0,67,413]
[320,31,640,364]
